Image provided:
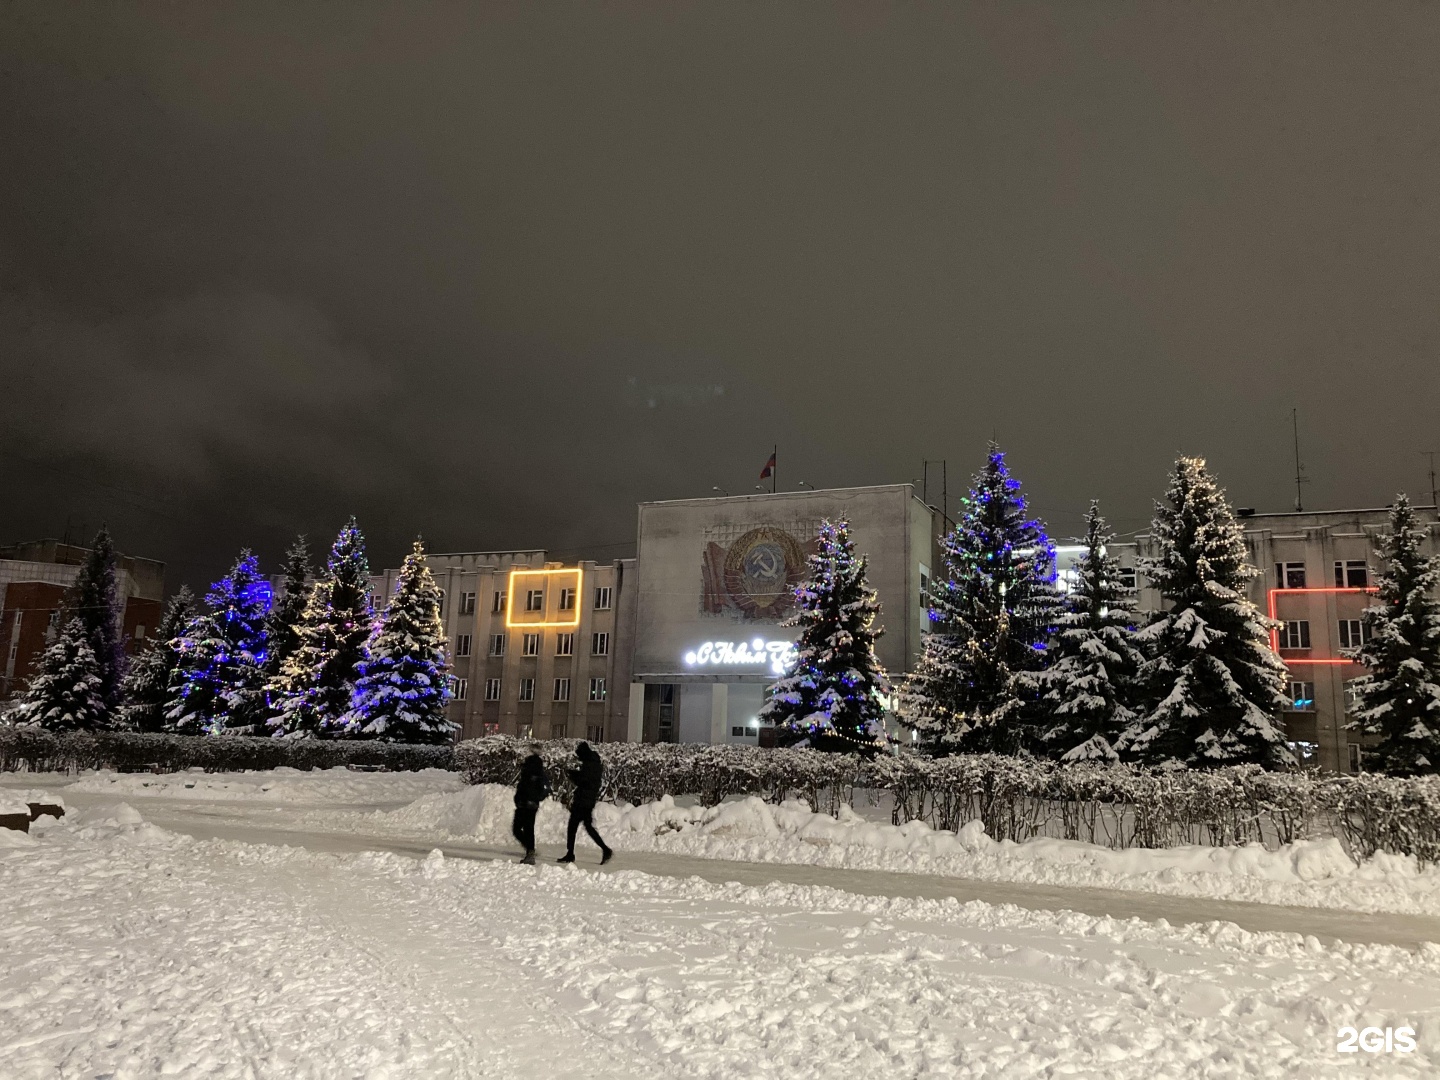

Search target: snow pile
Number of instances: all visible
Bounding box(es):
[377,785,1440,914]
[7,808,1439,1079]
[68,765,463,804]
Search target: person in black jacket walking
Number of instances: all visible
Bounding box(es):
[558,741,612,864]
[512,752,550,865]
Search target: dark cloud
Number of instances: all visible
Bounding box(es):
[2,2,1438,588]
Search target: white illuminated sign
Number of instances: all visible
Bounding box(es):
[684,638,797,674]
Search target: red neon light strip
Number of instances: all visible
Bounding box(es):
[1266,586,1377,666]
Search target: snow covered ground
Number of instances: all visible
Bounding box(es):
[4,796,1439,1078]
[18,767,1440,917]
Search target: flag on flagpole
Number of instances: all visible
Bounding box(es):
[759,450,776,480]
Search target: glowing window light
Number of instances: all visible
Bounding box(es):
[1267,587,1377,666]
[505,568,585,629]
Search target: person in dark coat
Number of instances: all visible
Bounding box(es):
[512,752,550,865]
[558,741,612,864]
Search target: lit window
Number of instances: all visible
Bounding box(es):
[484,678,501,702]
[1287,681,1315,711]
[519,678,535,702]
[490,634,506,657]
[555,633,574,657]
[594,586,612,611]
[558,587,576,611]
[525,589,544,613]
[1280,621,1311,650]
[1276,562,1306,589]
[1338,619,1370,650]
[522,633,540,657]
[591,632,609,656]
[460,592,476,615]
[588,678,607,702]
[1334,561,1368,588]
[554,678,571,702]
[1116,566,1137,591]
[492,591,506,614]
[451,677,467,701]
[455,634,472,658]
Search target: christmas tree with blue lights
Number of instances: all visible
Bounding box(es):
[7,617,108,730]
[1118,456,1293,768]
[1346,495,1440,775]
[350,540,454,742]
[165,552,272,735]
[119,586,196,732]
[269,518,375,738]
[760,518,891,750]
[1034,503,1143,761]
[897,443,1061,754]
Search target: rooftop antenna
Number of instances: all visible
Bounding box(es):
[922,460,951,529]
[1291,408,1308,512]
[1423,451,1439,510]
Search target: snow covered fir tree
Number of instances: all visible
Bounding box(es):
[118,586,195,732]
[264,536,312,683]
[165,552,272,736]
[1347,495,1440,775]
[350,540,454,743]
[759,518,891,750]
[1119,457,1294,768]
[1035,502,1144,762]
[269,518,375,738]
[897,444,1061,754]
[67,525,128,709]
[6,618,108,731]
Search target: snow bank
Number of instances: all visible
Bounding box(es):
[68,766,463,805]
[376,785,1440,915]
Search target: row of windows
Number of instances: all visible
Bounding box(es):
[482,631,610,658]
[1287,679,1366,713]
[1279,619,1371,651]
[468,677,607,703]
[487,585,613,615]
[1275,561,1370,590]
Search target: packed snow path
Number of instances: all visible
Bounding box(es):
[3,806,1439,1078]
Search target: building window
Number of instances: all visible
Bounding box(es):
[525,589,544,612]
[731,725,751,737]
[1348,743,1363,772]
[460,591,476,616]
[594,586,612,611]
[484,678,501,702]
[482,722,500,736]
[1338,619,1369,650]
[1344,679,1364,713]
[555,633,574,657]
[586,724,603,742]
[522,633,540,657]
[589,678,607,702]
[134,624,146,640]
[492,591,507,614]
[451,677,467,701]
[558,587,576,611]
[1335,561,1369,588]
[518,678,535,702]
[551,722,569,740]
[517,722,533,739]
[1276,562,1306,589]
[1280,621,1311,650]
[554,677,571,702]
[437,589,446,615]
[455,634,472,658]
[490,634,507,657]
[591,632,609,656]
[1287,681,1315,711]
[1117,566,1137,591]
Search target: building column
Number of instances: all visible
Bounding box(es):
[627,682,645,743]
[709,682,728,744]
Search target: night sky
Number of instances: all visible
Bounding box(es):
[3,3,1438,590]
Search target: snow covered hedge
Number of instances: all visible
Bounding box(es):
[456,737,1440,865]
[0,728,454,775]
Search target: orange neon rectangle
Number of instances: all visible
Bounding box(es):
[1266,586,1377,665]
[505,567,584,629]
